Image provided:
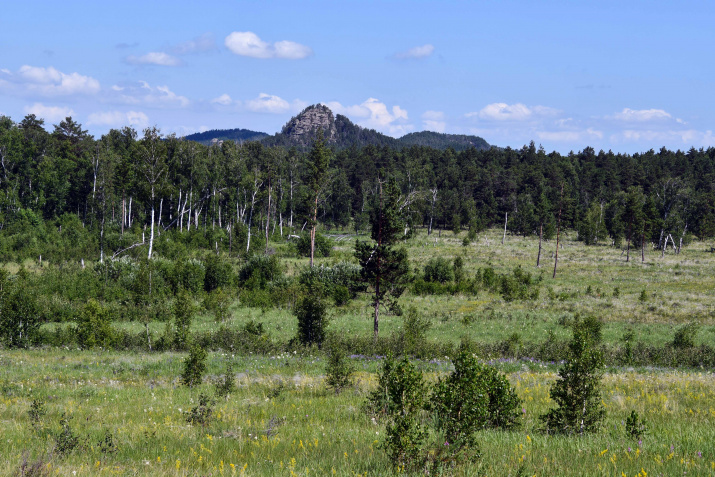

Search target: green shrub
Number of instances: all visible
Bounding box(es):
[423,257,453,283]
[173,290,194,350]
[402,306,431,357]
[376,356,427,471]
[185,393,215,428]
[0,277,41,348]
[295,294,327,347]
[214,363,236,398]
[453,256,465,283]
[203,254,232,292]
[238,255,282,289]
[176,258,206,294]
[540,326,605,434]
[295,232,332,258]
[672,322,699,349]
[324,340,354,394]
[181,344,207,387]
[76,299,115,349]
[204,288,231,322]
[625,410,648,440]
[54,413,80,455]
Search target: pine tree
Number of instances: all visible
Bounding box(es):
[540,326,605,434]
[355,176,410,340]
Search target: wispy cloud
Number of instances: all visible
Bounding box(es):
[170,33,217,55]
[467,103,559,122]
[23,103,74,123]
[110,81,190,108]
[246,93,306,113]
[611,108,674,122]
[87,110,149,129]
[393,44,435,60]
[0,65,100,97]
[211,94,235,106]
[125,52,183,67]
[421,110,446,132]
[224,32,313,59]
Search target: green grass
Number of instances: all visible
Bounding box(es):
[5,228,715,474]
[1,349,714,476]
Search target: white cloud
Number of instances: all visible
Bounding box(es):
[110,81,190,108]
[466,103,560,123]
[224,32,313,59]
[245,93,306,113]
[87,110,149,128]
[612,108,672,122]
[421,110,446,132]
[537,128,603,142]
[394,44,435,59]
[472,103,533,121]
[325,98,412,137]
[211,94,234,106]
[0,65,100,97]
[23,103,74,123]
[171,33,217,55]
[612,129,715,146]
[125,52,182,66]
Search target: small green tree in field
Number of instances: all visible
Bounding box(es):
[380,356,427,471]
[324,340,354,394]
[295,276,328,347]
[173,290,194,350]
[181,344,207,388]
[76,299,115,349]
[0,271,40,348]
[541,326,605,434]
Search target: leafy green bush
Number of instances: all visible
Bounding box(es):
[203,254,233,292]
[0,274,41,348]
[402,306,431,357]
[214,363,236,398]
[176,258,206,294]
[238,255,282,290]
[625,410,648,440]
[295,294,327,347]
[423,257,454,283]
[185,393,215,428]
[295,232,332,258]
[173,290,194,350]
[181,344,207,387]
[374,356,427,471]
[672,322,699,348]
[298,261,365,299]
[324,340,354,394]
[76,299,115,349]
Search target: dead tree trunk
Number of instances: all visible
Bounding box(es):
[502,212,508,244]
[537,223,543,267]
[553,185,564,279]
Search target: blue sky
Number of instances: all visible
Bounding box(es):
[1,0,713,153]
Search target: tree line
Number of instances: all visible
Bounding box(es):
[2,113,714,263]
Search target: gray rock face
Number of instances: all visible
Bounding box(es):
[280,104,337,145]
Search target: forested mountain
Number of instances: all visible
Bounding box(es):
[183,128,268,145]
[197,104,491,151]
[398,131,490,151]
[1,112,714,263]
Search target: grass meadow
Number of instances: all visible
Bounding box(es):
[2,228,715,475]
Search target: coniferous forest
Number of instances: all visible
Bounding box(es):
[2,113,713,265]
[2,113,715,476]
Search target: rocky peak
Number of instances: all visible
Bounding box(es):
[280,104,337,145]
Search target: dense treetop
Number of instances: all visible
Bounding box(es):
[1,112,713,262]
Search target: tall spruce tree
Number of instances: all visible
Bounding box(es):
[355,176,409,341]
